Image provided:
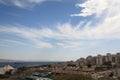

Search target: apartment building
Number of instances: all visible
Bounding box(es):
[77,53,120,66]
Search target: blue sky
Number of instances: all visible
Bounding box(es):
[0,0,120,61]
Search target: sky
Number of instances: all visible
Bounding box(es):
[0,0,120,61]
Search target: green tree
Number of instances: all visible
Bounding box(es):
[87,63,92,68]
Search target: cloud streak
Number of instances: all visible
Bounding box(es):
[0,0,60,8]
[0,26,53,48]
[0,0,120,49]
[0,18,120,49]
[11,0,45,8]
[71,0,116,17]
[0,39,28,48]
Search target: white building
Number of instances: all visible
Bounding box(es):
[0,65,15,74]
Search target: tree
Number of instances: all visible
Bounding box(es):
[87,63,92,68]
[103,61,112,69]
[109,72,114,77]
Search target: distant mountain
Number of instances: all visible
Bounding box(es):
[0,59,23,62]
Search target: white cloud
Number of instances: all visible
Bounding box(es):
[28,0,45,3]
[0,0,46,8]
[70,0,120,38]
[0,0,120,49]
[57,41,82,49]
[33,39,53,48]
[0,0,61,8]
[71,0,111,17]
[0,39,29,48]
[0,17,120,49]
[0,26,53,48]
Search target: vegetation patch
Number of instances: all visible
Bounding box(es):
[52,73,93,80]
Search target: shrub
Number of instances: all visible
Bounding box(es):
[0,74,9,79]
[52,73,94,80]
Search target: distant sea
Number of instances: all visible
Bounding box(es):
[0,62,58,68]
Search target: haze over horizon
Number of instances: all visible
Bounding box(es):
[0,0,120,61]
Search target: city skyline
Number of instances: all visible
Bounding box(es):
[0,0,120,61]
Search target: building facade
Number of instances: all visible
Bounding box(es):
[76,53,120,66]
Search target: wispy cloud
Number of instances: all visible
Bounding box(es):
[70,0,120,39]
[71,0,109,17]
[57,41,82,49]
[0,39,30,49]
[0,39,27,46]
[0,18,120,49]
[0,26,53,48]
[12,0,45,8]
[0,0,120,49]
[0,0,60,9]
[0,0,5,4]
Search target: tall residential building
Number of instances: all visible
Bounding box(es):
[96,54,103,66]
[76,53,120,67]
[116,53,120,62]
[105,53,112,62]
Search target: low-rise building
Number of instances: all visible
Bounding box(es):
[0,65,15,75]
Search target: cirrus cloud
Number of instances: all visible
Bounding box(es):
[71,0,118,17]
[0,0,120,49]
[0,0,60,9]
